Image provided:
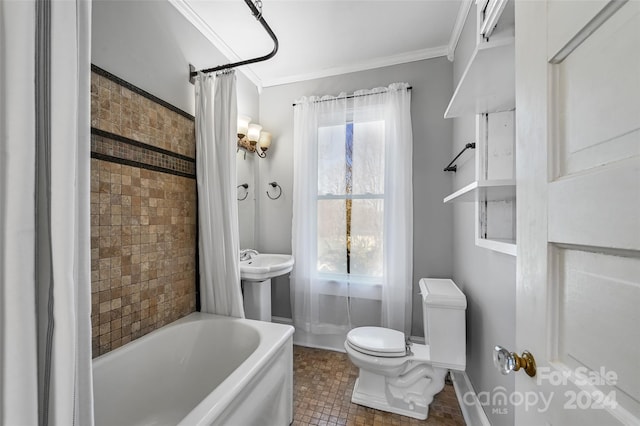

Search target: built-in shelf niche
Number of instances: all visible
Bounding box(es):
[444,0,517,256]
[477,110,516,255]
[445,111,516,255]
[476,198,516,256]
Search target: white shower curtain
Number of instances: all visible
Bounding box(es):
[195,71,245,318]
[291,84,413,350]
[0,0,94,424]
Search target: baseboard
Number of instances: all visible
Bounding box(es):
[271,316,294,326]
[409,335,425,344]
[450,371,491,426]
[271,316,345,352]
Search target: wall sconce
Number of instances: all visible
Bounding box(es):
[237,115,271,159]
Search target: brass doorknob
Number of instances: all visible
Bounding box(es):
[493,345,536,377]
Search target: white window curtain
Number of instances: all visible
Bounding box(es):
[291,83,413,350]
[0,0,94,424]
[195,71,245,318]
[292,93,348,346]
[354,83,413,334]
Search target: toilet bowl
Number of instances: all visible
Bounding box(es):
[344,278,467,420]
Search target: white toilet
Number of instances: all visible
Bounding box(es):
[344,278,467,420]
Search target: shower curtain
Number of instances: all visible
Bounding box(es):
[0,0,94,424]
[195,71,245,318]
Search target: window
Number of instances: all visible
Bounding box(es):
[292,83,413,339]
[316,120,385,279]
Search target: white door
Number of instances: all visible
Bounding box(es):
[515,0,640,424]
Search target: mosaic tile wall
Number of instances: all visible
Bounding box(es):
[90,69,195,158]
[90,66,197,357]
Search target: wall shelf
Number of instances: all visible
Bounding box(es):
[444,37,515,119]
[445,0,517,256]
[444,179,516,203]
[476,237,516,256]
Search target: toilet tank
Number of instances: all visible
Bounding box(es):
[419,278,466,371]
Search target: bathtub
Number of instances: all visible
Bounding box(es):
[93,312,294,426]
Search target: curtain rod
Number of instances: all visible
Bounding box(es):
[189,0,278,84]
[292,86,412,107]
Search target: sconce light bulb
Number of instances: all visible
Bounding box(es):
[247,123,262,142]
[258,131,272,151]
[237,115,252,138]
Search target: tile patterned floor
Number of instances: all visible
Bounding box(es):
[293,345,466,426]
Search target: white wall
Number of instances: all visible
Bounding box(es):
[92,0,258,117]
[257,58,454,337]
[451,5,516,426]
[237,154,257,249]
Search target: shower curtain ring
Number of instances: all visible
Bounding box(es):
[253,0,263,19]
[266,182,282,200]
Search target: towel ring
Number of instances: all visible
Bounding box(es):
[266,181,282,200]
[237,183,249,201]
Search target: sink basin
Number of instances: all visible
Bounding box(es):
[240,253,294,282]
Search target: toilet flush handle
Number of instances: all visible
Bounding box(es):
[405,337,413,356]
[493,345,537,377]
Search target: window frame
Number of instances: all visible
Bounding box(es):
[315,120,385,286]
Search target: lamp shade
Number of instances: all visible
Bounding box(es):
[258,131,272,150]
[237,115,251,136]
[247,123,262,142]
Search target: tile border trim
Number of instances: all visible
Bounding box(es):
[91,64,195,122]
[90,151,195,180]
[91,128,196,179]
[91,127,195,162]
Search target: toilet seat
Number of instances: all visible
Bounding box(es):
[346,327,406,357]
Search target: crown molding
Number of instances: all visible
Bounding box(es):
[168,0,264,91]
[261,45,449,88]
[447,0,474,61]
[170,0,458,90]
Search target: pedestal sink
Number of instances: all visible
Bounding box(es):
[240,253,294,322]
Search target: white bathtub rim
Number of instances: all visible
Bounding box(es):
[91,311,235,367]
[177,313,294,425]
[92,312,294,426]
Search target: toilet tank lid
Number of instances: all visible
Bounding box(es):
[419,278,467,309]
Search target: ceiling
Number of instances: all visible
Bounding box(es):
[171,0,466,89]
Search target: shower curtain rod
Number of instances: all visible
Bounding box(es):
[291,86,412,107]
[189,0,278,84]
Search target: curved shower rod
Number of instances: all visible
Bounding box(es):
[189,0,279,84]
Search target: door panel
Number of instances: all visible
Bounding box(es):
[516,0,640,424]
[555,248,640,417]
[548,158,640,250]
[547,0,610,59]
[552,4,640,176]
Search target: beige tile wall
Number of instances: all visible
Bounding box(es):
[90,69,197,357]
[91,72,195,158]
